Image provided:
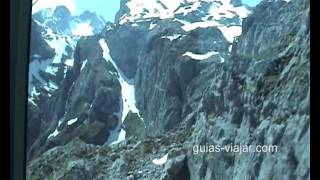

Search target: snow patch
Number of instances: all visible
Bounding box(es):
[181,21,220,31]
[45,66,58,75]
[220,56,225,63]
[48,81,58,89]
[32,54,41,58]
[149,22,157,30]
[31,86,40,97]
[81,59,87,71]
[71,22,94,36]
[43,81,58,93]
[64,59,74,67]
[106,26,113,31]
[228,45,233,53]
[217,25,242,43]
[48,129,59,139]
[152,153,168,165]
[67,117,78,125]
[183,51,218,60]
[161,34,182,41]
[28,98,38,107]
[48,119,63,139]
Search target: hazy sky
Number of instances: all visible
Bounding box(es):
[242,0,262,6]
[72,0,120,22]
[32,0,120,22]
[32,0,262,22]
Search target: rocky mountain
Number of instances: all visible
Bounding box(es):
[28,6,105,102]
[26,0,310,179]
[27,6,107,154]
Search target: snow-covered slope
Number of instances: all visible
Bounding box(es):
[116,0,250,43]
[99,39,143,144]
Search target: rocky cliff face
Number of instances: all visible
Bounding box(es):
[186,0,310,179]
[27,7,114,160]
[27,0,310,179]
[28,6,106,99]
[27,36,123,160]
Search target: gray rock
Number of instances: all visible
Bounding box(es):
[123,111,147,139]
